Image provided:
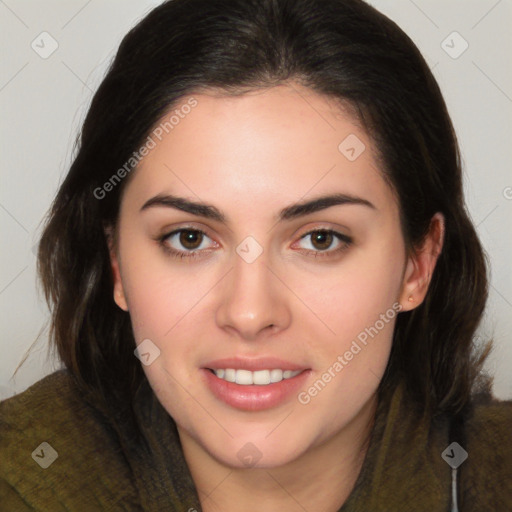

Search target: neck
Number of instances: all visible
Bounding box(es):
[179,394,378,512]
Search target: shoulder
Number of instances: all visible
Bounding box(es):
[461,395,512,510]
[466,394,512,441]
[0,370,141,511]
[465,395,512,462]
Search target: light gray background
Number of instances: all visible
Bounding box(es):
[1,0,511,400]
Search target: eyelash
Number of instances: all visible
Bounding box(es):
[157,227,353,261]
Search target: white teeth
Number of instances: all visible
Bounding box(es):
[270,369,283,383]
[253,370,271,385]
[235,369,253,385]
[213,368,301,385]
[224,368,236,382]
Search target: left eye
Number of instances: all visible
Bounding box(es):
[297,229,351,253]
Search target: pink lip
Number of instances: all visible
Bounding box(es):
[203,356,307,372]
[201,367,312,411]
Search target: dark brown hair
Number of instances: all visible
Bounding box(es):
[32,0,491,426]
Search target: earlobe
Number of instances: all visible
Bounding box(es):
[113,271,129,312]
[104,225,129,312]
[399,213,445,311]
[114,287,129,311]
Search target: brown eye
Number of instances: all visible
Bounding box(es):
[160,228,215,257]
[296,229,353,258]
[310,230,334,250]
[179,229,204,250]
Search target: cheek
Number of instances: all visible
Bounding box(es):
[286,238,403,414]
[126,280,204,363]
[294,269,399,427]
[119,239,200,338]
[294,246,404,344]
[122,272,172,341]
[122,258,205,410]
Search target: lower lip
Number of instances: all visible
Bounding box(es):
[201,368,311,411]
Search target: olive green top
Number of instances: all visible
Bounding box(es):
[1,370,511,511]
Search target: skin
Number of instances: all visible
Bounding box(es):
[108,83,444,512]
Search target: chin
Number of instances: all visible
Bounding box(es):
[200,429,314,470]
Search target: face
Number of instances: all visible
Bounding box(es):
[109,83,429,469]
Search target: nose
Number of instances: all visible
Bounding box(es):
[215,249,291,341]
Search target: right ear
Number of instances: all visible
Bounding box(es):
[104,225,129,312]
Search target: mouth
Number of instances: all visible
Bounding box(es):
[201,358,311,411]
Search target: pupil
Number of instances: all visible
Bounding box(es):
[312,231,332,250]
[180,230,202,249]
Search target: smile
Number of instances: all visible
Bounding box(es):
[208,368,302,385]
[201,361,311,411]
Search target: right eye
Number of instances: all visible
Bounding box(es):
[159,228,217,259]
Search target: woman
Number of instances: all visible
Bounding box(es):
[1,0,510,510]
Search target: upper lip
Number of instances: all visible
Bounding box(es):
[203,357,309,372]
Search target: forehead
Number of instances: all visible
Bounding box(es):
[121,84,395,216]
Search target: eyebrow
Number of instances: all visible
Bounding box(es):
[140,192,376,222]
